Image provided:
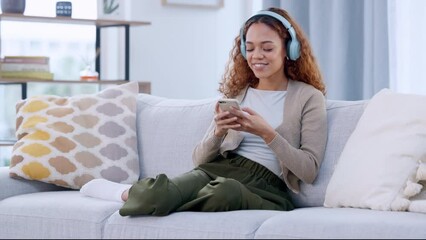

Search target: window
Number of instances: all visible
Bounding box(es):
[389,0,426,95]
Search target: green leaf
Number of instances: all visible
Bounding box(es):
[103,0,119,14]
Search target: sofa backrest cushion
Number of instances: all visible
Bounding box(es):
[136,94,368,208]
[289,99,368,208]
[136,94,218,179]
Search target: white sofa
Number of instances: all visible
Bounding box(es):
[0,93,425,239]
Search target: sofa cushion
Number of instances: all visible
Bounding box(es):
[324,89,426,212]
[136,94,217,178]
[104,210,281,239]
[255,207,426,239]
[0,191,122,239]
[289,99,368,207]
[9,82,140,189]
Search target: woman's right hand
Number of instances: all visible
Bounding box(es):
[213,102,241,137]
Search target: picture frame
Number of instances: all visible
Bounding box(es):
[97,0,131,20]
[162,0,224,9]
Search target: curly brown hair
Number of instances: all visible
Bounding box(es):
[219,7,326,98]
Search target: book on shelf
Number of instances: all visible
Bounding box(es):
[0,71,54,80]
[3,56,50,64]
[0,56,52,80]
[0,62,50,72]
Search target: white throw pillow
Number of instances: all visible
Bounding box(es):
[324,88,426,212]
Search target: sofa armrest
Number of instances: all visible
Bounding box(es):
[0,167,66,201]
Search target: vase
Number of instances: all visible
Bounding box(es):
[1,0,26,14]
[80,65,99,81]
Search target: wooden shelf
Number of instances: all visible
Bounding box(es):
[0,140,15,147]
[0,13,152,80]
[0,79,151,94]
[0,13,151,27]
[0,79,129,84]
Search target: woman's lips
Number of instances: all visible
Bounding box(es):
[252,63,268,71]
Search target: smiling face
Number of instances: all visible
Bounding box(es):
[245,22,287,87]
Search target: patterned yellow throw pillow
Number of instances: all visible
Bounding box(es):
[9,82,140,189]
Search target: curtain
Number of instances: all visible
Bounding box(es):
[272,0,390,100]
[388,0,426,95]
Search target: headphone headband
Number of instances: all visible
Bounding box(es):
[240,10,301,61]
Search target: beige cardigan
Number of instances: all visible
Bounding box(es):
[192,80,327,193]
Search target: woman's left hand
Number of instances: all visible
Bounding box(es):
[229,107,277,144]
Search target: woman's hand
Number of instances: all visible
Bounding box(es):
[213,102,241,137]
[230,107,277,144]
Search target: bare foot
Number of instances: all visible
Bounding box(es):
[121,189,129,202]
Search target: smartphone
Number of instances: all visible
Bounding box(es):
[218,99,241,112]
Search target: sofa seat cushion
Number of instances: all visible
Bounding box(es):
[103,210,281,239]
[255,207,426,239]
[0,191,122,239]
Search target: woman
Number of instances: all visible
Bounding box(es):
[80,7,327,216]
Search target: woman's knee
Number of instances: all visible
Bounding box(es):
[197,177,243,210]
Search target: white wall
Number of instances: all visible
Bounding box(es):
[129,0,253,99]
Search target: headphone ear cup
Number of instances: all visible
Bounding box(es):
[287,39,300,61]
[240,40,247,59]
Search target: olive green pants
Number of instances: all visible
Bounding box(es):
[119,154,294,216]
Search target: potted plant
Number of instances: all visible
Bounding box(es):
[97,0,130,20]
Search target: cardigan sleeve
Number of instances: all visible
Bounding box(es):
[192,119,224,166]
[268,89,327,189]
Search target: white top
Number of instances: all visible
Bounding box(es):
[235,87,286,177]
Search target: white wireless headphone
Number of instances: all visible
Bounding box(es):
[240,10,301,61]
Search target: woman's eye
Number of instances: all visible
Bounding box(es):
[246,49,254,52]
[264,49,273,52]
